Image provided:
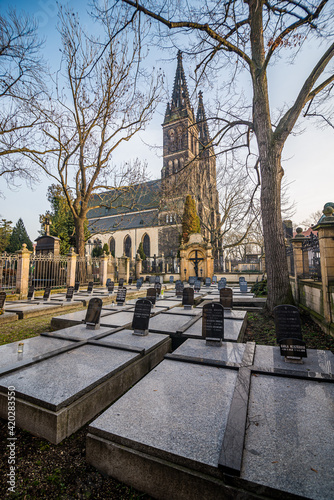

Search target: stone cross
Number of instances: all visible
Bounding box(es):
[189,250,204,277]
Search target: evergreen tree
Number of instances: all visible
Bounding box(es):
[0,218,13,252]
[181,195,201,243]
[102,243,110,255]
[137,241,146,260]
[6,218,33,252]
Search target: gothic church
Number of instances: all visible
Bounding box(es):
[86,52,220,260]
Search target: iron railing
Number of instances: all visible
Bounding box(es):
[29,253,68,290]
[0,253,18,293]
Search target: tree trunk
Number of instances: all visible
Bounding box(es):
[74,216,86,257]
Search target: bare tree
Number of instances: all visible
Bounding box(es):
[114,0,334,310]
[26,6,161,256]
[0,9,47,194]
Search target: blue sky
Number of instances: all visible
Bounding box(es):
[1,0,333,241]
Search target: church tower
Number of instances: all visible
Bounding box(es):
[159,51,220,254]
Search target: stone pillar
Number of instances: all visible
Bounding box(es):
[16,244,32,297]
[118,255,130,283]
[179,241,186,281]
[314,206,334,327]
[135,254,142,279]
[67,247,77,287]
[291,228,305,278]
[205,243,214,279]
[107,255,116,281]
[99,252,108,287]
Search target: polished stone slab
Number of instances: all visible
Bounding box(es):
[100,311,135,328]
[253,344,334,375]
[148,313,195,334]
[181,317,245,342]
[242,374,334,500]
[102,304,133,311]
[51,309,114,329]
[93,329,170,354]
[0,336,75,372]
[172,339,246,365]
[43,324,114,341]
[88,359,238,472]
[163,307,201,317]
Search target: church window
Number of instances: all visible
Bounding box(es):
[109,236,115,256]
[173,159,178,173]
[143,234,150,257]
[124,235,132,257]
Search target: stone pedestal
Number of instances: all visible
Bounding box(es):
[15,244,32,297]
[314,211,334,329]
[66,248,77,287]
[118,255,130,283]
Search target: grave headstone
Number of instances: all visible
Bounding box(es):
[218,279,226,290]
[27,285,35,301]
[43,287,51,301]
[116,286,127,306]
[0,291,6,311]
[131,298,152,336]
[74,281,80,292]
[119,278,125,287]
[273,305,307,360]
[239,281,248,293]
[212,276,217,284]
[155,276,161,284]
[128,277,133,285]
[66,286,75,302]
[220,288,233,309]
[136,279,142,290]
[107,282,114,294]
[175,281,184,297]
[239,276,246,283]
[188,276,196,286]
[85,297,103,329]
[106,278,112,287]
[154,282,162,297]
[169,276,174,284]
[202,302,224,345]
[194,279,201,292]
[149,276,155,284]
[205,277,211,287]
[145,276,150,283]
[87,282,94,294]
[146,288,156,306]
[182,288,194,310]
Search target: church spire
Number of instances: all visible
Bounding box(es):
[196,91,211,152]
[164,51,194,124]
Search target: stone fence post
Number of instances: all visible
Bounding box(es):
[135,254,142,279]
[314,206,334,329]
[67,248,77,287]
[99,252,108,287]
[15,244,32,297]
[118,255,130,283]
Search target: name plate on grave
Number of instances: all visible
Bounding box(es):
[85,297,103,329]
[66,286,75,300]
[279,338,307,358]
[274,305,302,342]
[132,298,152,335]
[0,291,6,310]
[116,287,127,304]
[183,287,194,307]
[202,302,224,342]
[220,288,233,309]
[146,288,156,305]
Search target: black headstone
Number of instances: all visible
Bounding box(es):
[128,277,133,285]
[183,287,194,307]
[66,286,75,301]
[189,276,196,286]
[136,279,142,289]
[212,276,217,284]
[132,298,152,335]
[27,285,35,300]
[43,287,51,301]
[194,279,201,292]
[85,297,103,329]
[146,288,156,305]
[87,281,94,293]
[149,276,155,284]
[175,282,184,297]
[274,305,307,359]
[220,288,233,309]
[240,281,248,293]
[119,278,125,287]
[154,282,162,296]
[74,281,80,292]
[0,291,6,310]
[218,280,226,290]
[239,276,246,283]
[106,278,112,287]
[202,302,224,343]
[116,286,127,305]
[169,276,174,283]
[107,282,114,293]
[155,276,161,284]
[205,277,211,287]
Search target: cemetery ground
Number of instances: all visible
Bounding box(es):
[0,306,333,498]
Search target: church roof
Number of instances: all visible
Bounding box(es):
[87,179,161,219]
[88,209,159,234]
[163,51,195,125]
